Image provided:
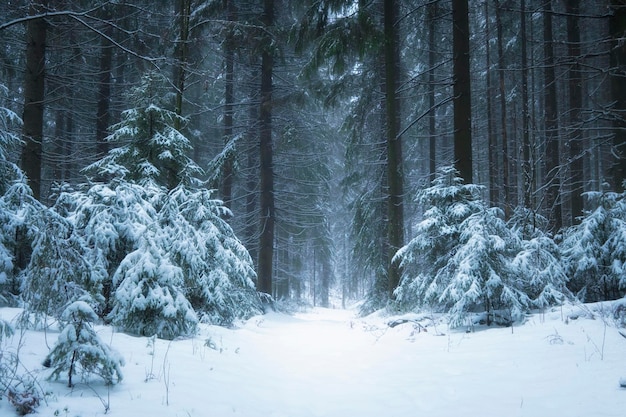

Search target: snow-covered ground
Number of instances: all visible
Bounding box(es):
[1,303,626,417]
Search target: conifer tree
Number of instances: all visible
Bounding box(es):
[561,190,626,301]
[107,237,198,340]
[84,71,202,190]
[45,300,124,387]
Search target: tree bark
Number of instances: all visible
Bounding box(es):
[257,0,275,296]
[173,0,190,129]
[485,1,498,208]
[20,1,48,201]
[565,0,584,223]
[428,1,438,183]
[96,7,113,158]
[383,0,404,297]
[221,0,237,209]
[494,0,511,216]
[452,0,472,184]
[610,0,626,192]
[520,0,532,210]
[543,0,562,231]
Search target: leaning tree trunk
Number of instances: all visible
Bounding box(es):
[21,1,48,201]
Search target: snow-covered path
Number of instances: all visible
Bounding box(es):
[2,305,626,416]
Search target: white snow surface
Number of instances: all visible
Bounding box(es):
[1,304,626,417]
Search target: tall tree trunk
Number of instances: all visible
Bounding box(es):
[383,0,404,297]
[610,0,626,192]
[543,0,562,231]
[565,0,584,223]
[173,0,190,129]
[96,8,113,158]
[452,0,472,184]
[257,0,275,296]
[20,1,48,201]
[520,0,532,211]
[221,0,237,209]
[428,1,438,183]
[494,0,511,216]
[485,1,498,208]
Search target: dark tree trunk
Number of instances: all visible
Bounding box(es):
[495,0,511,216]
[520,0,532,210]
[610,0,626,192]
[96,8,113,158]
[221,0,237,209]
[452,0,472,184]
[485,2,498,208]
[20,1,48,201]
[383,0,404,297]
[257,0,275,296]
[428,1,438,183]
[173,0,190,128]
[565,0,584,223]
[543,0,562,231]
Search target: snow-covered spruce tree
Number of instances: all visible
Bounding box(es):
[55,180,162,316]
[45,300,123,387]
[394,166,484,312]
[436,206,530,327]
[65,70,260,334]
[0,179,44,306]
[395,167,548,327]
[508,208,569,309]
[159,185,262,325]
[0,84,27,304]
[20,209,104,322]
[83,71,202,191]
[107,237,198,339]
[561,189,626,301]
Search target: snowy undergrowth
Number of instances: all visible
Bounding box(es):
[1,302,626,417]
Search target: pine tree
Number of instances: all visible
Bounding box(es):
[84,71,202,190]
[394,166,483,311]
[45,300,124,387]
[55,181,162,316]
[20,209,104,321]
[508,209,569,309]
[107,238,198,340]
[561,189,626,301]
[159,185,261,325]
[0,83,23,302]
[438,206,527,327]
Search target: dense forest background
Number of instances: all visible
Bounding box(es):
[1,0,626,334]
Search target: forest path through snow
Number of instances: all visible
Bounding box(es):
[2,305,626,417]
[192,306,626,417]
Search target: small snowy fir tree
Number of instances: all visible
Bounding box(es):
[0,83,22,195]
[107,238,198,339]
[83,71,202,190]
[508,208,569,309]
[44,300,124,387]
[160,185,262,325]
[0,85,25,303]
[394,166,484,312]
[0,179,44,305]
[55,181,161,315]
[436,206,529,327]
[561,189,626,301]
[21,209,104,321]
